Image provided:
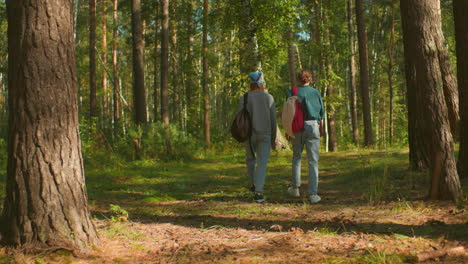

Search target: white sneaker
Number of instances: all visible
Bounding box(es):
[309,195,321,203]
[287,186,300,197]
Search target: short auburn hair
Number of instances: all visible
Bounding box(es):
[297,70,313,84]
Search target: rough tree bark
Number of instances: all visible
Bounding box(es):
[355,0,374,147]
[347,0,359,147]
[131,0,147,124]
[453,0,468,178]
[202,0,211,146]
[400,0,463,202]
[89,0,98,119]
[1,0,99,250]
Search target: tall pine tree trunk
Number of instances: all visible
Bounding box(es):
[453,0,468,178]
[1,0,99,250]
[131,0,147,124]
[324,10,337,152]
[161,0,172,154]
[202,0,210,146]
[153,3,160,122]
[170,0,180,126]
[355,0,374,147]
[185,0,197,134]
[347,0,359,147]
[112,0,120,137]
[435,31,460,141]
[102,0,108,124]
[388,0,396,145]
[89,0,98,119]
[400,0,463,202]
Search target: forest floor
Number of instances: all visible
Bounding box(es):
[0,147,467,263]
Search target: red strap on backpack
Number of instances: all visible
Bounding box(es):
[292,87,305,133]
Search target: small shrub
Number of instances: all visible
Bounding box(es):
[109,204,129,222]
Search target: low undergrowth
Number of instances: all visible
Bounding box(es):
[0,147,467,263]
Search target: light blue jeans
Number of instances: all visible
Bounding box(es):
[291,120,320,195]
[245,134,272,193]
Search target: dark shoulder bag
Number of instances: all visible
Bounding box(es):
[231,93,255,158]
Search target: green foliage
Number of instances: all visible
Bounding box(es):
[109,204,129,222]
[365,166,389,203]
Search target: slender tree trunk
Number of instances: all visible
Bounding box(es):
[102,0,108,123]
[347,0,359,147]
[1,0,99,250]
[112,0,120,137]
[131,0,147,124]
[453,0,468,178]
[89,0,98,119]
[240,0,261,73]
[312,0,324,80]
[287,26,296,88]
[153,3,160,122]
[324,11,337,152]
[202,0,210,146]
[185,0,197,134]
[170,0,179,126]
[355,0,374,147]
[388,0,396,145]
[161,0,172,154]
[400,0,463,202]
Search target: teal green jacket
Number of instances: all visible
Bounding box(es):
[286,85,325,121]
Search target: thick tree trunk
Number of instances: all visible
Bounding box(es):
[202,0,210,146]
[1,0,99,250]
[388,0,396,145]
[131,0,147,124]
[347,0,359,147]
[112,0,120,137]
[435,33,460,141]
[453,0,468,178]
[89,0,98,119]
[400,0,463,202]
[355,0,374,147]
[161,0,172,154]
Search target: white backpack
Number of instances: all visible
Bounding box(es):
[281,95,298,138]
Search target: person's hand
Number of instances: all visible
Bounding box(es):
[319,120,325,137]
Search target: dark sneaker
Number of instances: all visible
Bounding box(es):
[254,192,265,203]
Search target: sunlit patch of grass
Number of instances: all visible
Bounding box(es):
[313,226,338,235]
[100,222,144,240]
[353,249,403,264]
[391,199,415,214]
